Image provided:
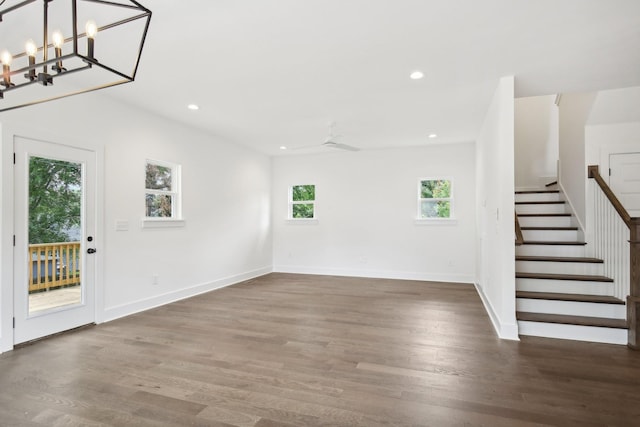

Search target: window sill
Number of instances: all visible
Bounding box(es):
[141,218,186,229]
[285,219,319,225]
[414,218,458,226]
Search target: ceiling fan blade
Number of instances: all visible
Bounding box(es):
[327,142,359,151]
[289,144,319,151]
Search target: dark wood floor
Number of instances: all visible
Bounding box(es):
[1,273,639,426]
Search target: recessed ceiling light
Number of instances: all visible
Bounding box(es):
[280,146,287,150]
[428,133,438,139]
[410,70,424,80]
[187,104,199,111]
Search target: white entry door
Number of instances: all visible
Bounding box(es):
[14,136,97,344]
[609,152,640,218]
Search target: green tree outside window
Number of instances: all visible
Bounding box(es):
[291,184,315,219]
[145,162,176,218]
[419,179,452,219]
[29,157,81,244]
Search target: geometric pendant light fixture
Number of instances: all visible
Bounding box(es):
[0,0,151,112]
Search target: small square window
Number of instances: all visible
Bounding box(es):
[289,184,315,219]
[418,179,453,219]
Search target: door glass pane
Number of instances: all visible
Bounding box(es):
[28,156,82,314]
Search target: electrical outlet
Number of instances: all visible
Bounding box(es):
[152,275,159,285]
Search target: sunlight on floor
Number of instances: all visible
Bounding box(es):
[29,286,81,313]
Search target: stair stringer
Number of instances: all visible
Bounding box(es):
[556,180,586,246]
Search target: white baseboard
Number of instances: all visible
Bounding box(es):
[101,266,273,323]
[474,282,520,340]
[273,265,474,284]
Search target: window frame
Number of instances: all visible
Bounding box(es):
[416,177,455,222]
[142,159,184,228]
[288,184,316,221]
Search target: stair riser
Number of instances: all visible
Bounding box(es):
[516,299,626,319]
[515,260,603,276]
[517,321,627,345]
[516,245,585,257]
[516,278,613,295]
[521,229,578,241]
[517,216,574,228]
[515,193,561,203]
[516,204,567,214]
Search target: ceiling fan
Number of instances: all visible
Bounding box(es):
[292,122,360,152]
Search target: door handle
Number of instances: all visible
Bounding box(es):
[87,248,97,254]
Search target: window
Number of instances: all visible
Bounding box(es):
[145,160,181,219]
[418,178,453,219]
[289,184,315,219]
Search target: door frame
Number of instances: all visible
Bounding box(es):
[0,123,104,353]
[595,141,640,186]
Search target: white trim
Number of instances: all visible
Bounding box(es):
[596,139,640,178]
[145,159,182,220]
[102,266,272,323]
[285,219,319,225]
[474,282,520,340]
[414,218,458,225]
[93,143,106,325]
[558,180,586,233]
[0,123,15,353]
[273,265,474,284]
[141,218,186,229]
[0,124,106,353]
[288,184,316,220]
[417,177,454,219]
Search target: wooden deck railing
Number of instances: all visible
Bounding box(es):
[28,242,81,293]
[588,165,640,349]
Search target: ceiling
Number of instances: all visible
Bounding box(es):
[103,0,640,155]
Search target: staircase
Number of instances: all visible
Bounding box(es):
[514,186,628,344]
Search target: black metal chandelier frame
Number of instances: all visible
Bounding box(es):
[0,0,151,112]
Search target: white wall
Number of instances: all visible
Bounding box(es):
[584,86,640,250]
[558,86,639,240]
[587,86,640,126]
[515,95,558,189]
[475,76,518,340]
[272,144,476,283]
[558,92,597,230]
[586,123,640,174]
[0,93,272,352]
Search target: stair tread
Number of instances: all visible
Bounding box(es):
[515,255,603,263]
[522,240,586,245]
[515,201,565,205]
[516,272,613,282]
[516,291,625,304]
[520,226,578,230]
[515,190,560,194]
[516,311,627,329]
[517,213,572,217]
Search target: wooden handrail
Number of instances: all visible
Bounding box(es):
[588,165,633,227]
[515,211,524,246]
[588,165,640,349]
